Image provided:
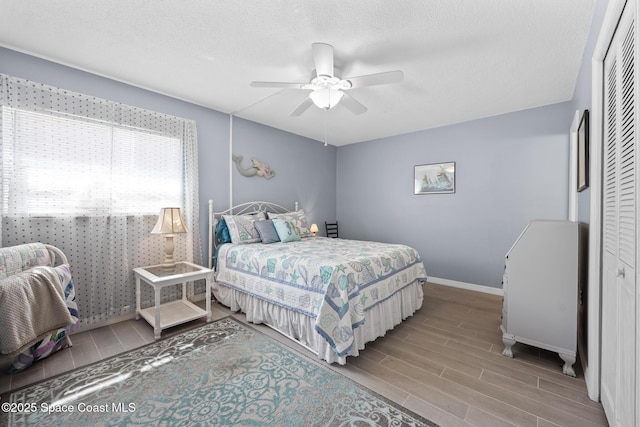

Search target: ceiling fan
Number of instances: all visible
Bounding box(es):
[250,43,404,117]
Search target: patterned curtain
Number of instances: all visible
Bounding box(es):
[0,74,202,328]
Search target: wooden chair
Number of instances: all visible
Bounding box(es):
[325,221,339,238]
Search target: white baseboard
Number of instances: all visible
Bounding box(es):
[73,312,137,333]
[428,276,503,296]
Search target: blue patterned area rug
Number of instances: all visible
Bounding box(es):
[2,317,438,426]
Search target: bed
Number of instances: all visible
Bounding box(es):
[208,200,427,364]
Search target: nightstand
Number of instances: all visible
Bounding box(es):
[133,261,212,339]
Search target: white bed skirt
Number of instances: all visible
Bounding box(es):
[211,280,424,365]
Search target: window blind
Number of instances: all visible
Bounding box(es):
[1,106,182,217]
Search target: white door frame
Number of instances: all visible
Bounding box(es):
[589,0,628,402]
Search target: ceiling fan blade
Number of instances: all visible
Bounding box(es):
[290,97,314,117]
[345,70,404,89]
[312,43,334,78]
[250,81,306,89]
[340,92,367,115]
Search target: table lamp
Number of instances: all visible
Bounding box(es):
[310,223,319,237]
[151,207,188,269]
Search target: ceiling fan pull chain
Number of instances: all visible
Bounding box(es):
[324,108,328,146]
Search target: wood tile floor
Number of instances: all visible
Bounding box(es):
[0,283,607,427]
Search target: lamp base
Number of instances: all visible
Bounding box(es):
[161,262,177,271]
[162,235,177,270]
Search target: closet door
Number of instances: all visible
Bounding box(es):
[601,2,638,426]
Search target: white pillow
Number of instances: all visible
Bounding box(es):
[222,212,266,244]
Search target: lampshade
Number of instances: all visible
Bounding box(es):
[151,207,188,234]
[310,88,344,110]
[309,223,319,236]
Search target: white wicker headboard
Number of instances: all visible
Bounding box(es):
[207,200,299,269]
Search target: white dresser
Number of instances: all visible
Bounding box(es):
[501,220,581,376]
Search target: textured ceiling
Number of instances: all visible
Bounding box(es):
[0,0,597,146]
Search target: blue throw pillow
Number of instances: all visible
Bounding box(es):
[254,220,280,244]
[268,210,311,237]
[272,218,301,243]
[215,219,232,244]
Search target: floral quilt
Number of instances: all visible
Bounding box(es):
[215,237,427,357]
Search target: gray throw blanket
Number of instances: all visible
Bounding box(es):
[0,266,73,355]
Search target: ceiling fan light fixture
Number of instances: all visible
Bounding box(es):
[310,88,344,110]
[250,43,402,117]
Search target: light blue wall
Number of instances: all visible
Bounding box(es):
[337,103,574,288]
[227,116,336,229]
[0,47,336,262]
[335,0,609,289]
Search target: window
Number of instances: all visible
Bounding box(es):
[1,107,183,217]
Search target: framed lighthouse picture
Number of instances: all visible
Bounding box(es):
[414,162,456,195]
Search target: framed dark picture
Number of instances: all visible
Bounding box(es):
[414,162,455,194]
[577,110,589,192]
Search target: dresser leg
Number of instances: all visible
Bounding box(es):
[559,352,576,377]
[502,334,515,358]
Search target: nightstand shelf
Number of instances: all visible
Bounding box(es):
[134,261,212,339]
[138,300,206,331]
